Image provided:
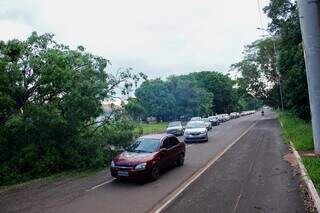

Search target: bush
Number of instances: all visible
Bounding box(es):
[0,33,143,186]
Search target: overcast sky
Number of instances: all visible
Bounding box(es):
[0,0,269,79]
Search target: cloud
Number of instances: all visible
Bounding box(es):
[0,0,270,78]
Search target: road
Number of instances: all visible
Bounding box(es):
[0,110,305,213]
[165,111,306,213]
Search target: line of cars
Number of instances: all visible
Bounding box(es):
[110,110,256,181]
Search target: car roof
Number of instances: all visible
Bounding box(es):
[140,133,174,140]
[187,120,205,123]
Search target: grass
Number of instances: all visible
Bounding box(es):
[139,122,168,135]
[278,111,314,151]
[277,111,319,192]
[303,158,320,193]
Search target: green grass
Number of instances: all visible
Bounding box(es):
[139,122,168,135]
[303,158,320,193]
[277,111,319,193]
[278,111,314,151]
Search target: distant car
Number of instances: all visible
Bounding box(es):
[190,116,202,121]
[229,112,240,119]
[166,121,184,136]
[202,118,212,130]
[110,134,186,180]
[208,116,219,126]
[184,121,208,143]
[216,114,225,123]
[222,114,230,121]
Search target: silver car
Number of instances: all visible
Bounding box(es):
[166,121,184,136]
[202,118,212,130]
[184,121,208,143]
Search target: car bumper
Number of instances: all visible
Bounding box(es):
[166,130,182,136]
[184,135,208,142]
[110,167,152,180]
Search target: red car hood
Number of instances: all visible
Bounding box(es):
[114,151,157,165]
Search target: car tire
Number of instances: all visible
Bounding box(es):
[151,166,160,181]
[176,154,185,166]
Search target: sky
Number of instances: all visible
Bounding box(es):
[0,0,270,79]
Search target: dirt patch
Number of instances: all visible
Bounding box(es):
[283,151,299,168]
[300,183,317,213]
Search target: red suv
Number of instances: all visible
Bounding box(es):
[110,134,186,180]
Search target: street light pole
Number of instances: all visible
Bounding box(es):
[257,28,284,110]
[297,0,320,155]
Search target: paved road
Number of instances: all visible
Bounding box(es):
[0,111,305,213]
[165,111,306,213]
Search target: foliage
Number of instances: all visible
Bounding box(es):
[0,32,143,185]
[133,76,213,121]
[232,0,309,119]
[127,71,260,121]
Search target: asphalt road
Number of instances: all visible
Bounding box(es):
[165,112,306,213]
[0,110,305,213]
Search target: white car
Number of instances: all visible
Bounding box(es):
[184,121,208,143]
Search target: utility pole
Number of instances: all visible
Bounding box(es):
[297,0,320,155]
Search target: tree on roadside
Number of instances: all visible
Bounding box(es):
[0,32,144,185]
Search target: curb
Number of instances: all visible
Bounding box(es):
[289,141,320,212]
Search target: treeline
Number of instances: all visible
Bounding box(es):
[232,0,309,120]
[0,33,144,185]
[125,71,262,121]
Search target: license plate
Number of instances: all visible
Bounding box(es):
[117,171,129,177]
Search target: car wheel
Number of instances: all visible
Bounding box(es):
[176,154,184,166]
[151,166,160,181]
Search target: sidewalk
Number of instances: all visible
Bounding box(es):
[165,117,308,213]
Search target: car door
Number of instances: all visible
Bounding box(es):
[167,136,180,164]
[159,138,171,169]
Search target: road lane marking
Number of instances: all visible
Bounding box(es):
[86,178,116,192]
[150,120,258,213]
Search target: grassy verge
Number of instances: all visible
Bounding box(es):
[139,122,168,135]
[277,111,320,193]
[278,111,314,151]
[302,158,320,193]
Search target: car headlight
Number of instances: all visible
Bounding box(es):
[111,160,115,168]
[200,130,207,134]
[135,162,147,171]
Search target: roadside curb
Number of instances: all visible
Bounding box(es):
[280,120,320,212]
[289,141,320,212]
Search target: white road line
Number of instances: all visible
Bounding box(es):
[151,120,258,213]
[86,178,116,192]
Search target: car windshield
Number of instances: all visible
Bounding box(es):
[186,122,206,129]
[126,138,160,153]
[168,122,181,127]
[202,118,209,122]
